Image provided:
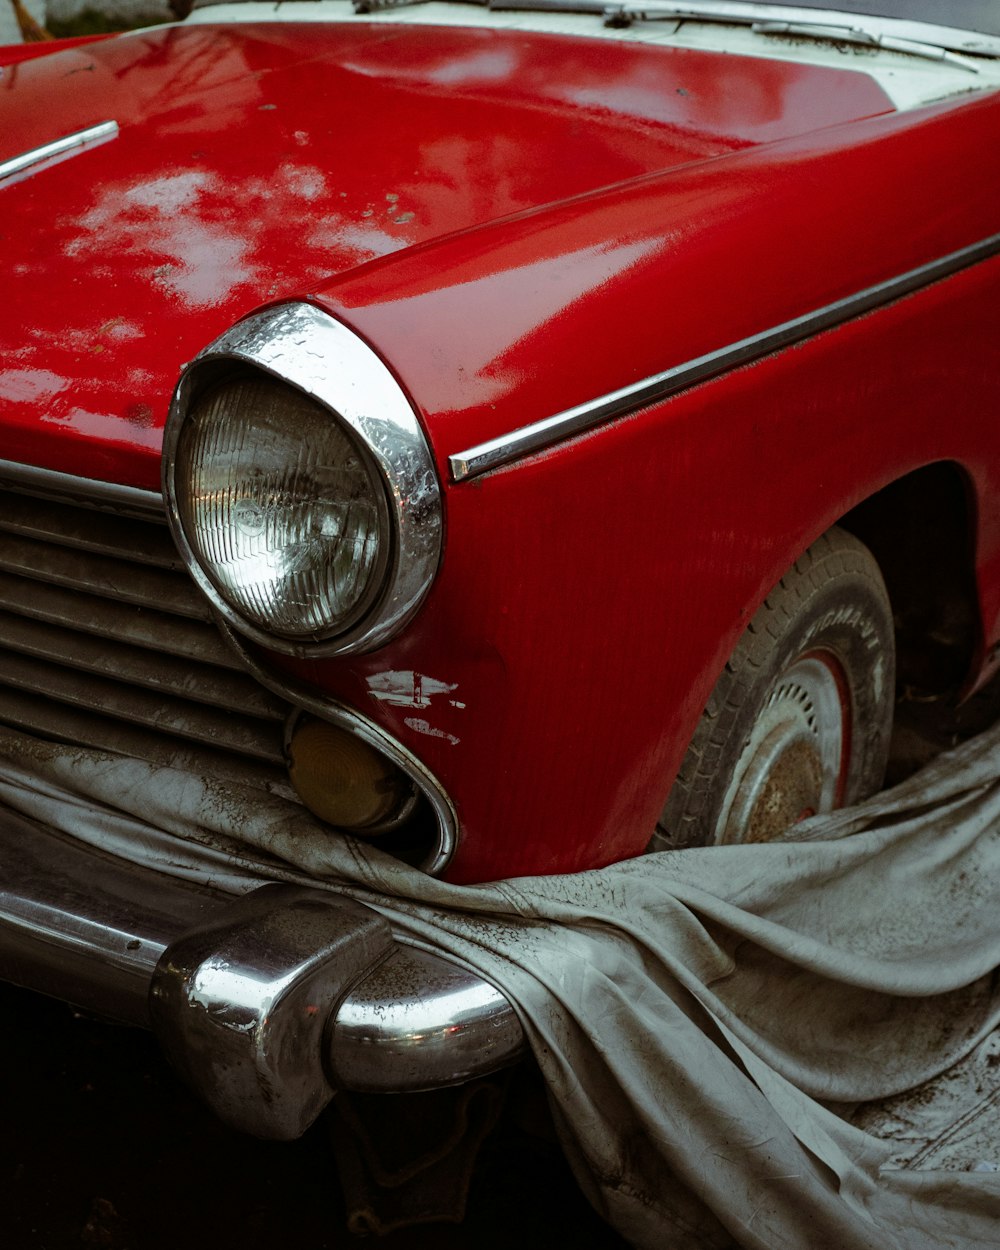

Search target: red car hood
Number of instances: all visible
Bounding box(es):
[1,20,892,488]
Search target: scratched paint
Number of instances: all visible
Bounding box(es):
[403,717,460,746]
[367,671,459,709]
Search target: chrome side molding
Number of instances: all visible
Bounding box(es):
[1,121,119,185]
[449,231,1000,481]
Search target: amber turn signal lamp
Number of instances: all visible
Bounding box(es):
[286,715,417,834]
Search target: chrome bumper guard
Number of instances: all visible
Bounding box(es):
[0,806,525,1140]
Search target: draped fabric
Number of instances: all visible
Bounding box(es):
[3,724,1000,1248]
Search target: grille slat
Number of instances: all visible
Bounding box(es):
[0,571,244,670]
[0,493,184,569]
[0,532,212,620]
[0,476,446,876]
[0,483,291,773]
[0,611,286,720]
[0,647,284,763]
[0,687,295,798]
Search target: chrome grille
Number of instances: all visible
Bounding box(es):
[0,478,295,796]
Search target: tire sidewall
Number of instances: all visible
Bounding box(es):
[723,563,894,828]
[655,529,896,849]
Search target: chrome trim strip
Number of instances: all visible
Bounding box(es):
[217,618,460,876]
[164,302,443,658]
[0,458,164,519]
[0,121,119,184]
[450,231,1000,481]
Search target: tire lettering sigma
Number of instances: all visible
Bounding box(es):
[801,605,880,650]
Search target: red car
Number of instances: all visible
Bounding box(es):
[2,0,999,1136]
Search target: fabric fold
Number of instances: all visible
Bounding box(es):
[2,722,1000,1246]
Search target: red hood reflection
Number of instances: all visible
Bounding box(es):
[0,20,891,488]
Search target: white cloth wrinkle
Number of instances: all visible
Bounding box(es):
[3,723,1000,1247]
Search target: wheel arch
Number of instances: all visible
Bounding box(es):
[837,460,980,696]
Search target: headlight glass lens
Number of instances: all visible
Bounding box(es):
[175,373,390,641]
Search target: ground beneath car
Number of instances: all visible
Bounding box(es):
[0,982,627,1248]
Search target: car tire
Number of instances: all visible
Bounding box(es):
[650,526,895,850]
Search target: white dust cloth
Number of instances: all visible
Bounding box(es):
[2,723,1000,1248]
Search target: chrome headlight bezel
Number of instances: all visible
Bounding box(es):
[163,302,443,658]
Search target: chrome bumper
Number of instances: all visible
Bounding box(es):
[0,806,525,1139]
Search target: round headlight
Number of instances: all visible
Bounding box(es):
[165,303,443,657]
[174,374,390,642]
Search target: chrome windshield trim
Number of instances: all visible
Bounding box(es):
[747,19,979,70]
[491,0,1000,56]
[164,301,443,658]
[450,231,1000,481]
[0,458,164,519]
[0,121,119,185]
